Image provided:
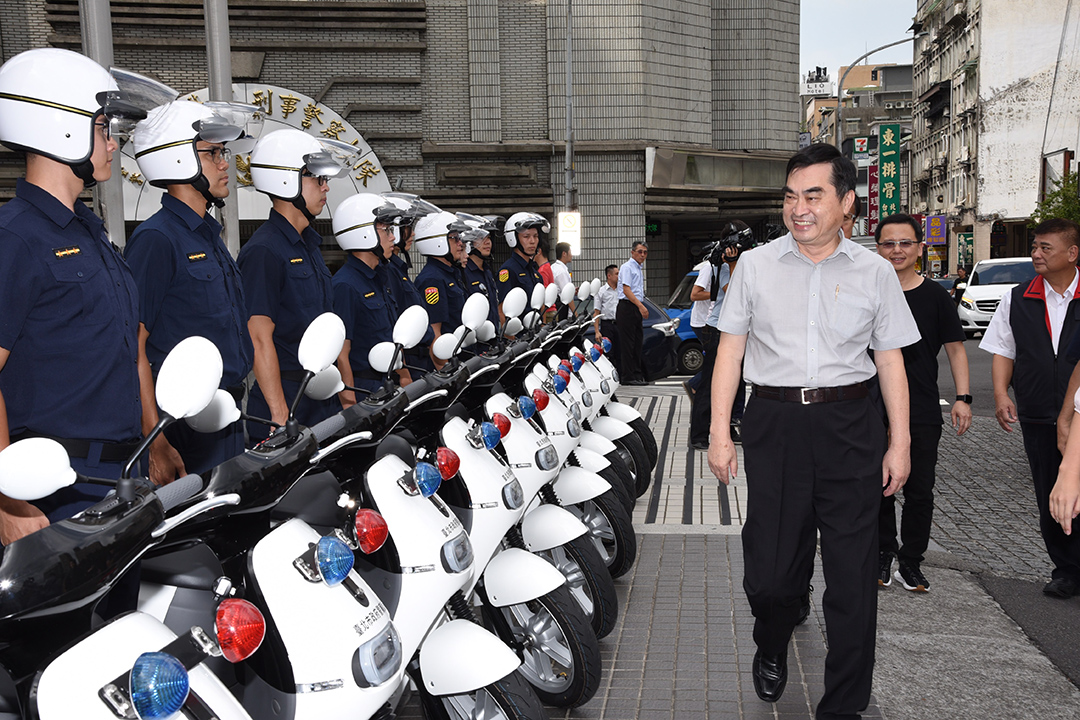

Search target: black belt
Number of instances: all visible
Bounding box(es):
[279,370,309,383]
[225,383,246,403]
[10,432,143,462]
[751,382,869,405]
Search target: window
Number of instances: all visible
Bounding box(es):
[871,70,878,81]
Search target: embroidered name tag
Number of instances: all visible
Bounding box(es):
[53,246,80,258]
[187,252,207,262]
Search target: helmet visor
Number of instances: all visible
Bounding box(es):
[197,102,262,149]
[303,137,360,178]
[384,192,442,222]
[101,68,178,122]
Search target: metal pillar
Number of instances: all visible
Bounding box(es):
[79,0,127,247]
[564,0,576,210]
[204,0,240,257]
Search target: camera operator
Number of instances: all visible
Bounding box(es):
[690,221,751,449]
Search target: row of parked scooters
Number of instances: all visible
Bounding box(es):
[0,276,658,720]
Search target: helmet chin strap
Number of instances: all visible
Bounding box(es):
[291,196,316,224]
[192,175,225,210]
[70,160,97,189]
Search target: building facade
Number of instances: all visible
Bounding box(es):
[0,0,800,296]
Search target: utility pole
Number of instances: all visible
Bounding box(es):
[564,0,576,211]
[204,0,241,257]
[835,35,920,151]
[79,0,127,248]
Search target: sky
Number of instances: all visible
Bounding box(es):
[800,0,919,85]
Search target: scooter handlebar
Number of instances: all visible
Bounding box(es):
[310,413,348,444]
[155,473,204,512]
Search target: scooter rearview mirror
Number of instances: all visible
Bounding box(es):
[393,305,431,349]
[460,293,489,332]
[591,278,602,296]
[543,284,559,307]
[157,336,223,420]
[523,311,539,330]
[559,283,576,306]
[502,287,528,319]
[185,389,242,433]
[529,283,547,311]
[477,320,496,342]
[432,333,459,361]
[305,365,346,401]
[298,312,346,375]
[577,281,591,301]
[368,341,403,375]
[504,317,524,336]
[0,438,77,501]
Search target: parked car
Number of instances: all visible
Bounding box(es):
[665,270,706,375]
[958,257,1036,337]
[586,296,679,381]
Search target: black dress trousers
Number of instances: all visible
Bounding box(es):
[616,299,644,382]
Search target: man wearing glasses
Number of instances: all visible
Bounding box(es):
[241,129,355,441]
[875,213,971,594]
[125,101,255,476]
[412,211,469,370]
[617,240,650,386]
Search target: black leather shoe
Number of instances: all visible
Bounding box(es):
[795,585,813,625]
[752,649,787,702]
[1043,576,1080,598]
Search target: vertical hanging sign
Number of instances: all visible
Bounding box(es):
[878,123,901,221]
[868,164,880,236]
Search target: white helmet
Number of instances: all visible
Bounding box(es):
[250,128,358,203]
[133,100,257,190]
[504,212,550,248]
[333,192,401,252]
[413,211,462,258]
[0,49,151,186]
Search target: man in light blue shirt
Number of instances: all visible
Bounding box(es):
[616,240,649,385]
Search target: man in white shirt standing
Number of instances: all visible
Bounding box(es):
[981,218,1080,598]
[594,264,621,373]
[552,242,573,290]
[617,241,650,385]
[683,258,714,400]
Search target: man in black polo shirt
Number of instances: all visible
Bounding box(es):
[982,217,1080,598]
[875,214,971,593]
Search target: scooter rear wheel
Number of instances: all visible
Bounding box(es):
[422,668,549,720]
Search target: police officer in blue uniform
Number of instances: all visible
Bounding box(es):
[331,193,407,404]
[0,49,149,542]
[413,211,469,370]
[463,215,501,327]
[126,101,255,476]
[239,128,357,441]
[496,212,548,322]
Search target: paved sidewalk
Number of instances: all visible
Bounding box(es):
[399,382,1080,719]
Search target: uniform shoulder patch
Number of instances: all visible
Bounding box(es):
[499,268,510,282]
[289,257,304,264]
[425,287,440,305]
[53,245,80,259]
[187,251,207,262]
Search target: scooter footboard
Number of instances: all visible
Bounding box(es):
[418,619,520,696]
[482,548,565,607]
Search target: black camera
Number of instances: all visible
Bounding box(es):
[704,226,753,266]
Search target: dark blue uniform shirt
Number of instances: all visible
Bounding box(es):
[238,209,333,373]
[238,210,339,439]
[333,254,398,392]
[465,256,500,326]
[126,194,253,387]
[415,257,466,334]
[0,179,141,445]
[496,251,543,302]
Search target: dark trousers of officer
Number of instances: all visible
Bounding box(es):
[599,318,620,374]
[615,299,644,382]
[247,378,342,444]
[741,393,885,720]
[879,423,942,565]
[1020,422,1080,582]
[690,328,745,445]
[165,396,246,477]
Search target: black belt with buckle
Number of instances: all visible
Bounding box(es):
[751,382,869,405]
[9,432,143,462]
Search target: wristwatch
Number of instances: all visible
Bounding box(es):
[955,394,973,404]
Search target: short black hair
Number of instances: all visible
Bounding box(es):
[555,242,571,259]
[875,213,923,243]
[605,264,618,275]
[1033,218,1080,248]
[848,195,862,219]
[785,143,857,199]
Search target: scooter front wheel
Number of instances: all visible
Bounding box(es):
[566,490,637,578]
[422,668,549,720]
[483,585,601,707]
[612,431,651,498]
[627,416,658,470]
[534,535,619,639]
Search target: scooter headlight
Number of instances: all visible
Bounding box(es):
[567,417,582,438]
[316,535,355,587]
[502,478,524,509]
[535,444,559,471]
[353,623,403,688]
[600,379,611,395]
[441,531,474,573]
[130,652,189,720]
[570,402,582,421]
[611,368,620,383]
[581,390,594,408]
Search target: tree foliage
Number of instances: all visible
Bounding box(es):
[1030,171,1080,227]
